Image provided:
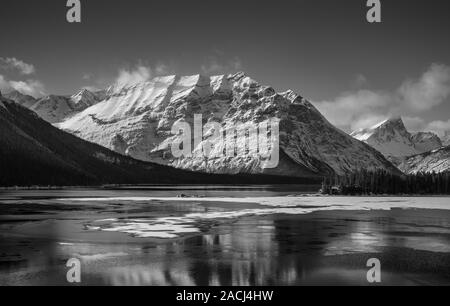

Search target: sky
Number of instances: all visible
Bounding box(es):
[1,0,450,135]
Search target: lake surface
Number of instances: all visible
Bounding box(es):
[0,185,449,286]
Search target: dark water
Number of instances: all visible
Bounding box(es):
[0,186,449,286]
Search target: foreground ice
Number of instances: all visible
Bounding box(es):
[76,196,450,239]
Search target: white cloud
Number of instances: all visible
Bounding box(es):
[9,79,45,97]
[154,63,171,75]
[425,120,450,137]
[0,57,35,75]
[403,116,426,132]
[314,89,390,131]
[84,61,176,91]
[89,57,242,91]
[351,74,368,88]
[201,56,243,75]
[82,73,92,81]
[0,57,44,97]
[115,65,152,87]
[398,63,450,112]
[313,63,450,132]
[0,75,10,93]
[0,74,45,97]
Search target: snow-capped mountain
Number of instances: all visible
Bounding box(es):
[350,117,442,163]
[70,89,108,110]
[398,146,450,174]
[4,88,106,123]
[0,93,247,186]
[58,72,399,177]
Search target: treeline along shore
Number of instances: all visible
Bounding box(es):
[321,169,450,195]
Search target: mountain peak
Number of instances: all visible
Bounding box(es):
[71,88,94,100]
[386,116,404,124]
[373,116,405,129]
[230,71,247,80]
[79,88,92,94]
[351,116,442,161]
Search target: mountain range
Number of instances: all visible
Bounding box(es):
[351,117,449,173]
[54,73,399,177]
[4,89,107,123]
[3,91,301,186]
[351,117,442,161]
[4,71,449,186]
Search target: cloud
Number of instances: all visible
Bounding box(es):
[314,89,390,131]
[0,57,35,75]
[0,57,44,97]
[402,116,426,132]
[87,57,242,91]
[425,120,450,137]
[154,62,172,75]
[398,63,450,112]
[313,63,450,132]
[0,75,9,93]
[9,80,45,97]
[115,65,152,88]
[201,56,243,75]
[351,74,368,88]
[0,74,45,97]
[82,73,92,81]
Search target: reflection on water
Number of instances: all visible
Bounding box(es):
[0,188,450,286]
[16,213,446,286]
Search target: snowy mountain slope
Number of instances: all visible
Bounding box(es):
[58,73,399,176]
[351,117,442,162]
[1,94,272,186]
[3,89,106,123]
[398,146,450,174]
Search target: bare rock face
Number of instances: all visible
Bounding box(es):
[411,132,443,153]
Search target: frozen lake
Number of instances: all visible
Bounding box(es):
[0,186,449,285]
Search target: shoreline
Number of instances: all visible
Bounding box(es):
[1,185,450,197]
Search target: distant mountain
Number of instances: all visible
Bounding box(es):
[4,89,106,123]
[70,89,108,110]
[411,132,443,153]
[57,73,399,177]
[351,117,442,164]
[3,90,37,108]
[398,146,450,174]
